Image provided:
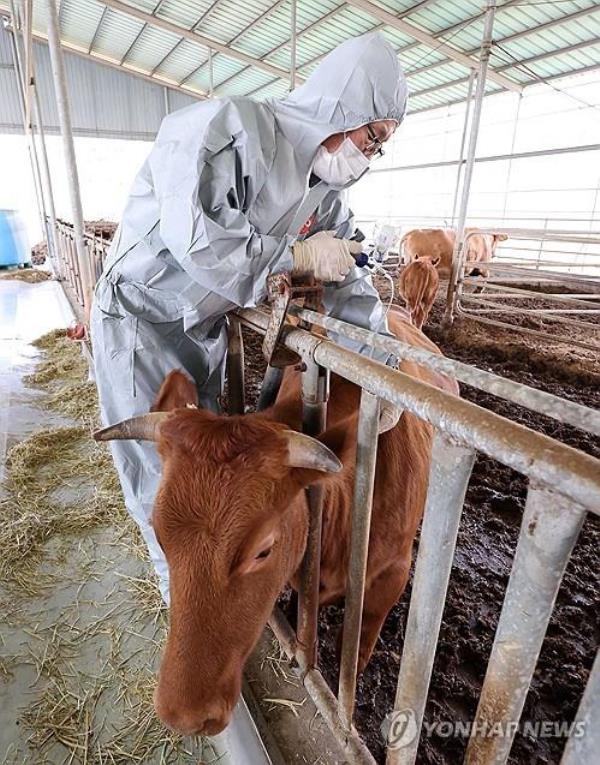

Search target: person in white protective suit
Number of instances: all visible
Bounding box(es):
[91,31,408,601]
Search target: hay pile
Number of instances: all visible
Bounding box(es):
[24,330,98,423]
[0,330,212,763]
[0,268,53,284]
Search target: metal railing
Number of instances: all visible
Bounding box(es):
[231,306,599,765]
[51,217,111,309]
[50,217,599,763]
[444,227,600,351]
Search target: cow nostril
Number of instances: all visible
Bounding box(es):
[155,697,232,737]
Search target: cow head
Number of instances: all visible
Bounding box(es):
[414,254,441,268]
[94,370,341,736]
[492,233,509,251]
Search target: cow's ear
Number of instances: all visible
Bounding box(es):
[495,234,509,242]
[151,370,199,412]
[432,256,441,267]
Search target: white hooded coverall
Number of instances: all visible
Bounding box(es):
[91,31,408,600]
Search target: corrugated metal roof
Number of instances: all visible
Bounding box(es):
[0,0,598,114]
[0,22,197,138]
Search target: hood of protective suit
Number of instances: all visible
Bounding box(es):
[270,31,408,169]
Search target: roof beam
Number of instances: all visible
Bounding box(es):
[119,0,165,65]
[344,0,522,92]
[496,38,600,73]
[409,38,600,101]
[25,26,206,101]
[407,36,600,106]
[88,6,108,54]
[179,0,287,87]
[406,3,600,80]
[100,0,291,80]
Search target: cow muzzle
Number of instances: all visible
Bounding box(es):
[154,689,234,736]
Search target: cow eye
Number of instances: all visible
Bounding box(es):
[255,547,272,561]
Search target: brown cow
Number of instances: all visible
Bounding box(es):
[398,255,440,329]
[95,308,458,737]
[401,228,508,279]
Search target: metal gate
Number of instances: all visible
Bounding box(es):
[233,305,599,765]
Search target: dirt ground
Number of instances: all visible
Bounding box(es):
[237,276,599,765]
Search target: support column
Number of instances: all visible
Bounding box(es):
[45,0,94,317]
[444,0,498,327]
[5,9,47,263]
[11,0,61,274]
[290,0,297,90]
[450,69,476,225]
[208,48,214,97]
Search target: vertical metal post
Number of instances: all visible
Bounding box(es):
[257,366,285,411]
[32,84,61,275]
[450,69,475,225]
[6,8,48,260]
[163,85,169,116]
[501,92,522,223]
[297,359,328,669]
[339,390,380,730]
[15,0,62,275]
[444,0,498,327]
[290,0,297,90]
[208,48,214,97]
[386,434,475,765]
[45,0,94,318]
[22,0,33,126]
[226,317,245,415]
[465,487,586,765]
[561,648,599,764]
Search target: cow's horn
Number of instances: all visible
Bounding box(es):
[283,431,342,473]
[93,412,170,442]
[379,401,403,434]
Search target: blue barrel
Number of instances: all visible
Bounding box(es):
[0,209,30,267]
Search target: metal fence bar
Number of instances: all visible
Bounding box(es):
[386,433,475,765]
[257,365,285,411]
[236,307,600,512]
[288,306,600,438]
[460,296,600,327]
[465,487,587,764]
[561,649,600,765]
[296,359,329,669]
[269,608,377,765]
[226,317,245,415]
[456,308,600,353]
[339,390,380,729]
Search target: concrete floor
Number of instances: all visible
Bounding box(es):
[0,278,273,764]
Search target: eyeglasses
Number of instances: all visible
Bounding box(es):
[365,124,385,158]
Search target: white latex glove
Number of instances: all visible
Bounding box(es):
[292,230,362,282]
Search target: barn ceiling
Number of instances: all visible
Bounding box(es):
[2,0,599,113]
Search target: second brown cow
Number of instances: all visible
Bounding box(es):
[399,255,440,329]
[401,227,508,279]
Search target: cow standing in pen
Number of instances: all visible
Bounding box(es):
[94,307,458,737]
[399,255,440,329]
[401,227,508,279]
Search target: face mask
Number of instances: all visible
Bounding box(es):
[312,136,370,186]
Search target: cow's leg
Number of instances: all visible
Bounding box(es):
[357,560,411,672]
[336,557,411,674]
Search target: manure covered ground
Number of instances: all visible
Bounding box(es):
[237,277,599,765]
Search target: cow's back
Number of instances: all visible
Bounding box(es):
[271,307,458,603]
[401,228,455,278]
